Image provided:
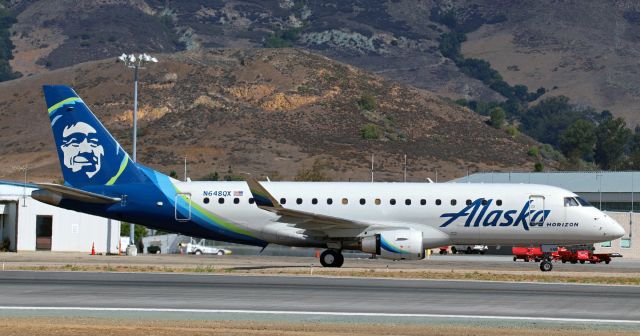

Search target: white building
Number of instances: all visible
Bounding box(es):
[0,180,120,253]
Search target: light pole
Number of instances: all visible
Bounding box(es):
[118,53,157,248]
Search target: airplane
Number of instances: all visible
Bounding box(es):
[32,85,626,272]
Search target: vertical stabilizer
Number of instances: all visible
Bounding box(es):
[43,85,147,187]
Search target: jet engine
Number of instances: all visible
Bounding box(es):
[361,230,425,260]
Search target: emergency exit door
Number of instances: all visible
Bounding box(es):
[174,193,191,221]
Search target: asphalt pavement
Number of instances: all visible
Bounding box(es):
[0,271,638,325]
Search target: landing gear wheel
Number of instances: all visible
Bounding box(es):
[320,250,344,268]
[539,260,553,272]
[466,247,472,254]
[451,247,457,254]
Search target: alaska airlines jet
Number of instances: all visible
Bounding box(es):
[33,86,625,272]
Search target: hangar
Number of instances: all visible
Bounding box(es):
[452,171,639,258]
[0,180,120,253]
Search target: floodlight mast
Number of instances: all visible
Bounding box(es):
[118,53,158,249]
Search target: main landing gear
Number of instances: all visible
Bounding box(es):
[319,249,344,268]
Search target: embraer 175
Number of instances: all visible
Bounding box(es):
[33,86,625,272]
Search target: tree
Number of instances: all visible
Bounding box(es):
[488,107,506,129]
[594,117,632,169]
[120,224,148,243]
[295,165,329,181]
[199,171,219,181]
[558,119,596,161]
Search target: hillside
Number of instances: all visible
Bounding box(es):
[0,48,540,182]
[7,0,640,127]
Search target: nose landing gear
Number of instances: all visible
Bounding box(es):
[319,249,344,268]
[539,256,553,272]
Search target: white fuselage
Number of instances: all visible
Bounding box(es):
[174,181,625,249]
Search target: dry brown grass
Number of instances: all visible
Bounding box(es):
[6,263,639,286]
[0,317,635,336]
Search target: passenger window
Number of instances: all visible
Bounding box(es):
[218,197,225,204]
[466,199,472,205]
[360,198,366,205]
[497,200,502,206]
[405,199,411,205]
[451,199,457,206]
[436,199,441,205]
[390,198,396,205]
[327,198,333,205]
[233,198,240,204]
[312,198,318,205]
[296,198,303,205]
[203,197,210,204]
[342,198,348,205]
[248,198,255,204]
[280,198,287,205]
[420,199,426,206]
[375,198,381,205]
[481,199,488,205]
[564,197,579,207]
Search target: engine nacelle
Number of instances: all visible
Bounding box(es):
[361,230,425,260]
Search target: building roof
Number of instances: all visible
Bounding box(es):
[0,179,37,189]
[450,171,640,193]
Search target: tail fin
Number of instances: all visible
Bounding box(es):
[44,85,148,187]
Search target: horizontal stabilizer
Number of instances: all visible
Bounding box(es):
[32,183,121,206]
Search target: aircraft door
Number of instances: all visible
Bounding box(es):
[528,195,546,226]
[174,192,192,222]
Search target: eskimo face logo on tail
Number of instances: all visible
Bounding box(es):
[60,121,104,178]
[439,198,550,231]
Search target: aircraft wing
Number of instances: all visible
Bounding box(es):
[243,174,371,231]
[32,183,121,205]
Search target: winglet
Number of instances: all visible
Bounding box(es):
[242,173,281,209]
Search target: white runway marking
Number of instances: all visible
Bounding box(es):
[0,306,637,324]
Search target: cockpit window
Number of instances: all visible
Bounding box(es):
[576,197,593,207]
[564,197,579,207]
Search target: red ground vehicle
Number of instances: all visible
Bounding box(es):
[438,246,449,255]
[556,247,621,264]
[512,247,560,262]
[513,246,621,264]
[512,246,543,262]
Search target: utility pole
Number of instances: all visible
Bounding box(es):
[371,154,374,182]
[403,154,407,183]
[119,53,158,248]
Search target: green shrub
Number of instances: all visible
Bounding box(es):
[527,146,539,157]
[534,162,544,172]
[357,94,377,111]
[489,107,506,128]
[361,123,383,140]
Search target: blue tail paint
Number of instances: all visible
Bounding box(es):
[44,85,148,187]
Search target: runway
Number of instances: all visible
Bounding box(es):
[0,271,638,325]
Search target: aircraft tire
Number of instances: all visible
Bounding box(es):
[320,249,343,268]
[539,260,553,272]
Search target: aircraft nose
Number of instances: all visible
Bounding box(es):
[606,218,626,239]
